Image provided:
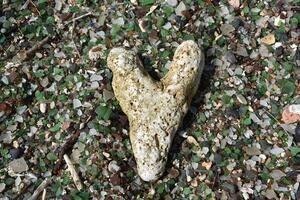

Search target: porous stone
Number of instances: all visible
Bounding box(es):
[107,40,204,181]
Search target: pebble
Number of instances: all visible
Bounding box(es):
[236,45,248,57]
[261,34,275,45]
[167,0,177,7]
[90,74,103,82]
[236,94,247,105]
[259,45,270,57]
[40,77,49,88]
[224,51,236,63]
[40,103,46,113]
[243,146,261,156]
[8,157,28,173]
[112,17,125,26]
[265,189,277,199]
[9,148,24,159]
[0,183,5,193]
[162,22,172,30]
[274,16,285,26]
[73,99,82,109]
[108,160,121,173]
[175,1,187,17]
[103,89,115,101]
[220,24,235,36]
[270,169,286,181]
[270,147,284,156]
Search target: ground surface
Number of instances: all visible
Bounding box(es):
[1,0,300,199]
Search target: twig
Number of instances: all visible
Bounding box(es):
[53,130,80,175]
[65,12,93,25]
[29,0,41,16]
[71,17,81,58]
[42,188,46,200]
[64,154,83,190]
[21,36,50,61]
[27,178,51,200]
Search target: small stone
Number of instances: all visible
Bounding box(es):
[112,17,125,26]
[8,157,28,173]
[1,76,9,85]
[162,22,172,30]
[35,52,43,58]
[90,81,99,89]
[0,183,5,193]
[187,136,199,146]
[73,99,82,109]
[261,34,275,45]
[10,148,24,159]
[274,16,285,27]
[0,132,12,144]
[265,189,278,199]
[175,1,187,17]
[226,162,236,171]
[259,45,270,57]
[89,45,106,61]
[270,147,284,156]
[39,103,46,113]
[103,89,115,101]
[167,0,177,7]
[270,169,286,181]
[108,161,120,173]
[40,77,49,88]
[224,51,236,63]
[90,74,103,82]
[201,161,212,170]
[168,167,180,178]
[110,174,122,185]
[220,24,235,36]
[243,146,261,156]
[236,45,248,57]
[236,94,247,105]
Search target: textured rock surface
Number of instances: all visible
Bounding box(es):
[107,40,204,181]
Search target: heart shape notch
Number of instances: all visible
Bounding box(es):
[107,40,204,181]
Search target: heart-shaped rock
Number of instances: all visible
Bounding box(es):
[107,40,204,181]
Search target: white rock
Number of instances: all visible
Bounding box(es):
[112,17,125,26]
[236,94,247,104]
[73,99,82,109]
[90,74,103,82]
[270,147,284,156]
[0,183,5,193]
[166,0,177,7]
[107,41,204,182]
[274,16,285,26]
[175,1,187,16]
[90,81,99,89]
[40,103,46,113]
[163,22,172,30]
[1,76,9,84]
[108,160,121,173]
